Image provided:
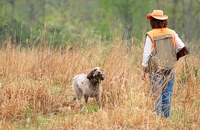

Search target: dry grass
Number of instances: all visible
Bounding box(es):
[0,39,199,130]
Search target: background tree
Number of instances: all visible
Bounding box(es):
[0,0,199,46]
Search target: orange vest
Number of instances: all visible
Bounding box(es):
[147,28,176,51]
[146,28,177,71]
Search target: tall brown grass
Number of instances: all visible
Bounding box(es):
[0,38,199,130]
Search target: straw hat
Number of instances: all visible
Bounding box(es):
[146,10,168,20]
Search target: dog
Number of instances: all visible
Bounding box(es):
[72,67,105,106]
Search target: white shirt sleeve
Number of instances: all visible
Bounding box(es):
[174,31,185,52]
[142,35,152,67]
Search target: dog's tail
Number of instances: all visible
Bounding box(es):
[73,74,81,80]
[72,74,81,90]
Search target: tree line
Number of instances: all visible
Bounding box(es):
[0,0,199,46]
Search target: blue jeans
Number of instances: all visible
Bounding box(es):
[150,69,175,118]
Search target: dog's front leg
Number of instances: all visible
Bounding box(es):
[72,97,76,101]
[95,95,100,107]
[84,95,89,103]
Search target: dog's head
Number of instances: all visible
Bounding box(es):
[87,67,105,80]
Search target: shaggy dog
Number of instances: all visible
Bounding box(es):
[72,67,105,106]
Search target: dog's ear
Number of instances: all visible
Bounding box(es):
[101,73,105,80]
[87,69,96,80]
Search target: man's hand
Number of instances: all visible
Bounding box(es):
[141,71,146,81]
[141,67,148,81]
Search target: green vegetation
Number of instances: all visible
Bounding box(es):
[1,0,200,46]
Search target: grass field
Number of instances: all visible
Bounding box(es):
[0,39,199,130]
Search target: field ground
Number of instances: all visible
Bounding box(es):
[0,40,199,130]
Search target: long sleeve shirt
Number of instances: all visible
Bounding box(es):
[142,31,185,67]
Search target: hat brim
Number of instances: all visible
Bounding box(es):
[146,13,168,20]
